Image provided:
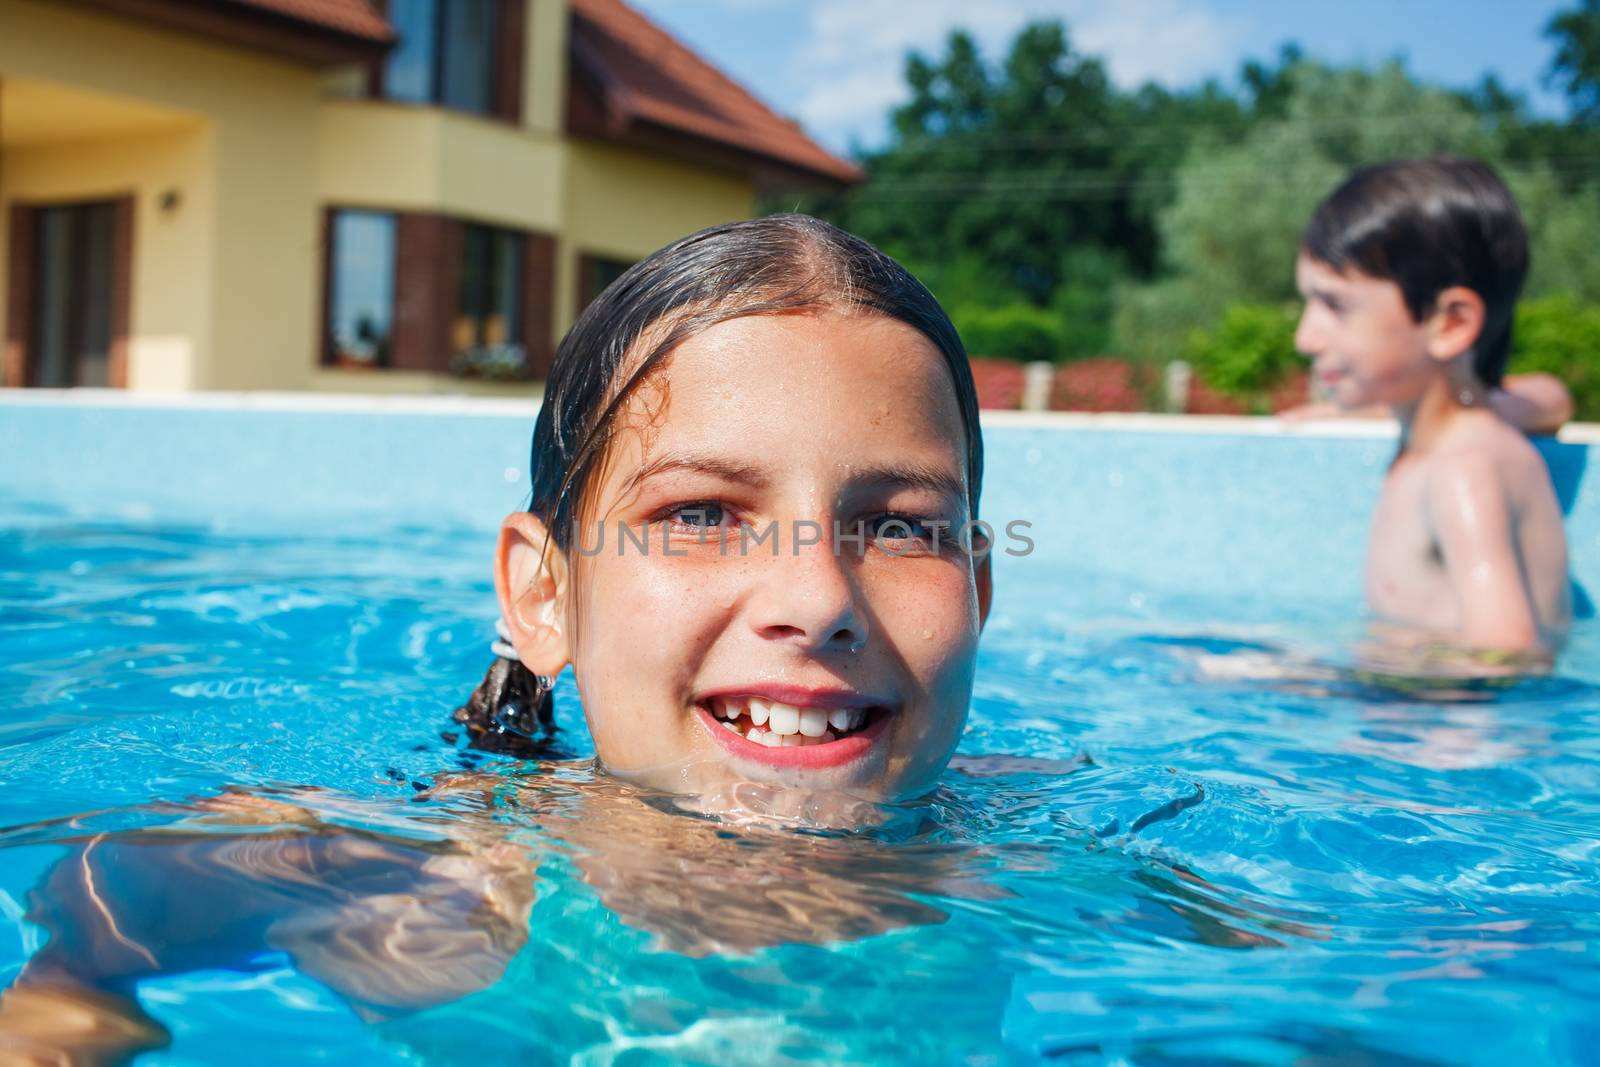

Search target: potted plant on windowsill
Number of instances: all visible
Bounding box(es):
[450,343,533,381]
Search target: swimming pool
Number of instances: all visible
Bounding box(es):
[4,392,1600,1064]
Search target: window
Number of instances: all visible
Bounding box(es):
[577,253,634,316]
[453,223,525,375]
[322,211,536,376]
[326,210,396,367]
[383,0,498,115]
[383,0,437,103]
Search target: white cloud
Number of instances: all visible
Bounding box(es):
[785,0,1244,151]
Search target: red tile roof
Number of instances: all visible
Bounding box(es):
[69,0,392,65]
[568,0,863,190]
[223,0,392,44]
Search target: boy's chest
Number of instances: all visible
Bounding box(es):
[1364,465,1457,628]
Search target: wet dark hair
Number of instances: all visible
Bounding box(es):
[1301,154,1530,387]
[454,213,983,757]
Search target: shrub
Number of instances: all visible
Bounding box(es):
[1509,292,1600,422]
[953,303,1065,364]
[1184,301,1301,408]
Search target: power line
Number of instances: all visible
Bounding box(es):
[846,162,1600,203]
[875,109,1544,153]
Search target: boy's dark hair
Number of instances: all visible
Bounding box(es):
[454,213,983,758]
[1301,154,1529,387]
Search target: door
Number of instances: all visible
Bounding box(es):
[5,197,132,388]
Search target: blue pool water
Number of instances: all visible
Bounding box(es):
[4,397,1600,1065]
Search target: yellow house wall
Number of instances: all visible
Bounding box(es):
[316,102,564,232]
[558,140,757,335]
[525,0,570,138]
[0,0,326,391]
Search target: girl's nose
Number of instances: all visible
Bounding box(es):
[750,533,868,653]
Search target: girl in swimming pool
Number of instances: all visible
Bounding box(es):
[0,215,997,1058]
[455,211,992,821]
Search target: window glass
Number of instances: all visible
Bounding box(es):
[328,211,397,367]
[578,255,634,315]
[454,223,525,375]
[591,256,632,298]
[441,0,496,114]
[489,229,522,345]
[384,0,437,104]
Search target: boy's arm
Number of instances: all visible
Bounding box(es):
[1426,453,1541,652]
[1491,372,1574,437]
[1278,373,1574,435]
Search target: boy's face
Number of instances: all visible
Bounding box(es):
[1294,254,1436,410]
[532,310,989,817]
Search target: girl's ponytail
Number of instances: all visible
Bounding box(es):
[452,621,557,758]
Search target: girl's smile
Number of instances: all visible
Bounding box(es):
[695,687,893,769]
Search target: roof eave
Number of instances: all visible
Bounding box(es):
[626,117,863,195]
[67,0,394,68]
[566,43,862,194]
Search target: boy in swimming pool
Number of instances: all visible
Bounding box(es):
[1294,156,1570,657]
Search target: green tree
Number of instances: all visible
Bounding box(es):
[1547,0,1600,123]
[794,20,1259,319]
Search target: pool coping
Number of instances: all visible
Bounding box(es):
[5,387,1600,443]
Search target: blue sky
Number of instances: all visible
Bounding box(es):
[630,0,1576,156]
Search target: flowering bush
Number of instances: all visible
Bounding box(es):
[1049,357,1146,412]
[968,358,1026,409]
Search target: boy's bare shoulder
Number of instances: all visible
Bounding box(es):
[1435,409,1545,471]
[1421,410,1551,511]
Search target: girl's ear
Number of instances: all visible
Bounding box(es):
[1426,286,1487,364]
[976,553,994,632]
[495,512,572,676]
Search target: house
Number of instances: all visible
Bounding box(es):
[0,0,861,393]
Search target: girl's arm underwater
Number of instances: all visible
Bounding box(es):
[0,788,535,1066]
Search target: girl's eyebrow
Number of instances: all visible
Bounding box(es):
[848,462,966,505]
[624,450,964,504]
[622,452,773,495]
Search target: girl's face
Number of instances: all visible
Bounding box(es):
[499,309,989,813]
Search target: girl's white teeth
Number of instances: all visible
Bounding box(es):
[710,698,872,742]
[765,703,800,736]
[827,708,861,732]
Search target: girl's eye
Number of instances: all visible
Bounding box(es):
[666,502,732,528]
[863,513,942,552]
